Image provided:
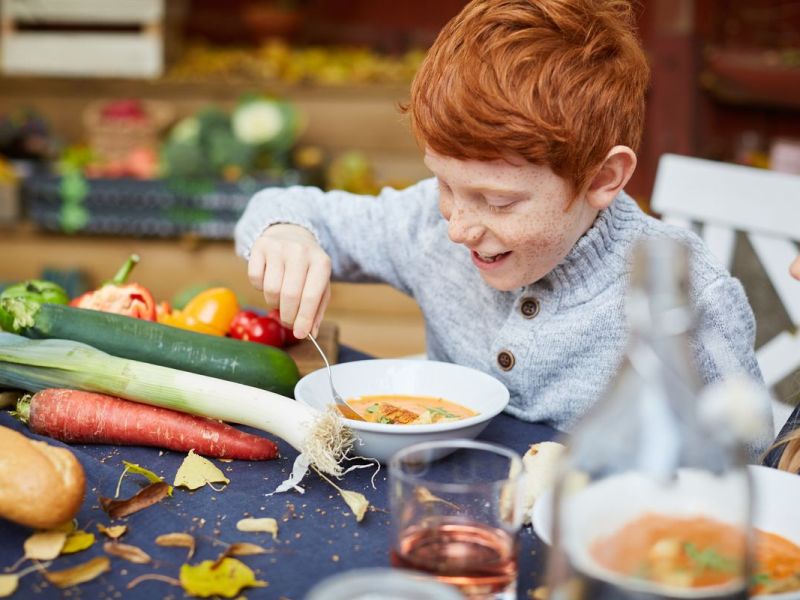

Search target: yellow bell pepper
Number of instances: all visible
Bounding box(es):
[158,309,224,336]
[181,287,240,334]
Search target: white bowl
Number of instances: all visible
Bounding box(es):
[532,464,800,600]
[293,359,510,463]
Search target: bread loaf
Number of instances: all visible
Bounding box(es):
[0,425,85,529]
[522,441,565,524]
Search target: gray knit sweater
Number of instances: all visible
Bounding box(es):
[235,178,766,436]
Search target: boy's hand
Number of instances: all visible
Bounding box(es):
[247,224,332,340]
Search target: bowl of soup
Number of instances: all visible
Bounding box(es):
[293,359,510,463]
[532,465,800,598]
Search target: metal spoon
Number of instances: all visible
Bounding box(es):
[306,333,365,421]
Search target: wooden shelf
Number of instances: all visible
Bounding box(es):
[0,223,426,357]
[702,48,800,110]
[0,74,429,183]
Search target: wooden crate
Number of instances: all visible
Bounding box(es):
[0,0,172,78]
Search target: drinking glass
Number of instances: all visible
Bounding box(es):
[389,439,525,600]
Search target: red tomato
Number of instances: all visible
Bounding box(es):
[229,310,285,347]
[267,308,301,345]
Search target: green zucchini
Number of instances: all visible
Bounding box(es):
[0,299,299,397]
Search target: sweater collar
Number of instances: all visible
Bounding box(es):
[533,191,644,307]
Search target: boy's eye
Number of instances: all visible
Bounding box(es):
[486,200,514,213]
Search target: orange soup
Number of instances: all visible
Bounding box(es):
[590,513,800,594]
[345,395,477,425]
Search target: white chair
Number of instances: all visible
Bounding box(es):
[651,153,800,432]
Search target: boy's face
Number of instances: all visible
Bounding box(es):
[425,150,599,291]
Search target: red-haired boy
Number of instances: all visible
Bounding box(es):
[236,0,768,446]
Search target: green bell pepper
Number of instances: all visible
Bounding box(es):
[0,279,70,306]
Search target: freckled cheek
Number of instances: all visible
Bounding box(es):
[508,227,569,265]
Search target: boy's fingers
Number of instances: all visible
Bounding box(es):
[294,260,331,339]
[279,257,309,330]
[261,259,285,310]
[312,284,331,338]
[247,252,266,290]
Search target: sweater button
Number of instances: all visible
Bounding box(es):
[497,350,515,371]
[520,297,540,319]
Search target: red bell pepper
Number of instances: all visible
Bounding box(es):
[70,254,157,320]
[229,310,285,347]
[267,308,301,345]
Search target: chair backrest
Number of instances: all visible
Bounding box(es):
[651,153,800,431]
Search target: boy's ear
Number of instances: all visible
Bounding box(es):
[584,146,637,210]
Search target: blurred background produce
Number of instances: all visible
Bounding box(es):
[2,0,800,361]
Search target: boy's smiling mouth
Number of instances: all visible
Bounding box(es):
[471,249,511,269]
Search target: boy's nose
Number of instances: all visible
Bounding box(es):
[447,207,484,245]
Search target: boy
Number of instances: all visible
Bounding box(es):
[235,0,766,435]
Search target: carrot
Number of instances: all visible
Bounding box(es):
[17,389,279,461]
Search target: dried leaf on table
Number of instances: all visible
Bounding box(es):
[61,530,95,554]
[414,486,460,510]
[97,524,128,540]
[174,450,230,491]
[52,519,78,533]
[339,490,369,522]
[43,556,111,588]
[104,542,151,564]
[226,543,269,556]
[127,574,181,590]
[120,461,174,496]
[180,557,267,598]
[155,532,196,558]
[236,518,278,540]
[100,482,171,519]
[212,542,269,567]
[314,468,370,522]
[23,531,67,560]
[0,575,18,598]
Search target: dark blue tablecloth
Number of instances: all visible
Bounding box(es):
[0,347,560,599]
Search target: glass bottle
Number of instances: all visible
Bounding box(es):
[545,238,752,600]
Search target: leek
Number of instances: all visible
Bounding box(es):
[0,333,353,477]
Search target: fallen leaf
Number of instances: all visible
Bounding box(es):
[52,519,78,534]
[339,490,369,522]
[530,586,549,599]
[61,530,95,554]
[180,558,267,598]
[414,486,460,510]
[43,556,110,588]
[212,542,269,568]
[226,543,268,556]
[122,461,173,496]
[174,450,230,491]
[0,575,17,597]
[155,533,195,559]
[104,542,151,564]
[127,574,181,590]
[100,482,171,519]
[23,531,67,560]
[313,468,371,522]
[97,524,128,540]
[236,518,278,540]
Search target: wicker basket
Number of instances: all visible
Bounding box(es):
[83,99,174,164]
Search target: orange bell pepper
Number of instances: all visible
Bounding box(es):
[158,309,224,336]
[180,287,240,334]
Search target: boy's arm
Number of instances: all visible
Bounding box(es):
[234,179,439,294]
[691,275,774,458]
[691,276,762,384]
